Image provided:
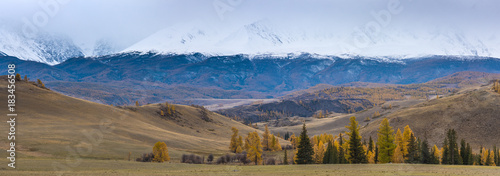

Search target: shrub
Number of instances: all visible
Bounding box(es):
[181,154,204,164]
[265,158,276,165]
[237,152,250,164]
[136,153,155,162]
[207,154,214,163]
[216,156,227,164]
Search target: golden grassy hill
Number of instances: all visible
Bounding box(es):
[361,84,500,149]
[269,83,500,150]
[0,76,264,161]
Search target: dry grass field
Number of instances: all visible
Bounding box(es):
[0,77,274,162]
[1,158,500,176]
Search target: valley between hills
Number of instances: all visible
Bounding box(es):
[1,71,500,175]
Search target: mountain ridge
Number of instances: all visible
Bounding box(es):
[2,54,500,105]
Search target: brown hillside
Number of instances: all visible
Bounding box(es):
[427,71,500,88]
[0,76,266,161]
[361,84,500,150]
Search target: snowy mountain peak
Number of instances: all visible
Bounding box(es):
[0,28,84,65]
[123,20,500,59]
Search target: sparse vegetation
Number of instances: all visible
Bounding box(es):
[136,153,155,162]
[191,104,213,122]
[37,79,45,88]
[159,102,180,119]
[15,73,21,81]
[493,80,500,93]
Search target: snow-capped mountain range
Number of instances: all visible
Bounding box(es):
[123,20,500,59]
[0,28,84,65]
[1,20,499,65]
[0,28,118,65]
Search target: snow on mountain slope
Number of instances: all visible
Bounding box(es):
[0,29,84,65]
[123,20,500,59]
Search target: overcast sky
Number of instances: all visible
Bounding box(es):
[0,0,499,52]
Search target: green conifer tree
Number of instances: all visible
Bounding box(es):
[338,133,347,164]
[376,118,395,163]
[346,116,367,163]
[420,139,431,164]
[295,123,314,164]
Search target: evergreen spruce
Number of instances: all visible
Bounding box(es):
[460,139,467,165]
[494,145,498,166]
[419,138,431,164]
[441,138,450,164]
[479,145,483,165]
[374,144,379,164]
[345,116,367,163]
[295,123,314,164]
[323,141,332,164]
[338,133,347,164]
[368,136,374,153]
[466,143,473,165]
[405,133,419,163]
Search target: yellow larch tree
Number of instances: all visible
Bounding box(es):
[229,127,239,153]
[402,125,414,158]
[488,150,496,166]
[394,128,404,160]
[481,147,488,165]
[290,133,298,149]
[262,124,271,151]
[152,141,170,162]
[432,145,441,164]
[246,131,263,165]
[272,135,282,151]
[392,144,404,163]
[313,141,325,164]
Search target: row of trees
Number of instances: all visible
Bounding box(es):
[288,117,499,166]
[159,102,178,119]
[315,85,456,106]
[229,125,282,165]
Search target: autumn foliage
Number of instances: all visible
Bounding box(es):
[152,141,170,162]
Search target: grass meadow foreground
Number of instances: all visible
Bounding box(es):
[1,158,500,176]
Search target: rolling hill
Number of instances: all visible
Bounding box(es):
[360,83,500,150]
[263,73,500,149]
[0,76,266,161]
